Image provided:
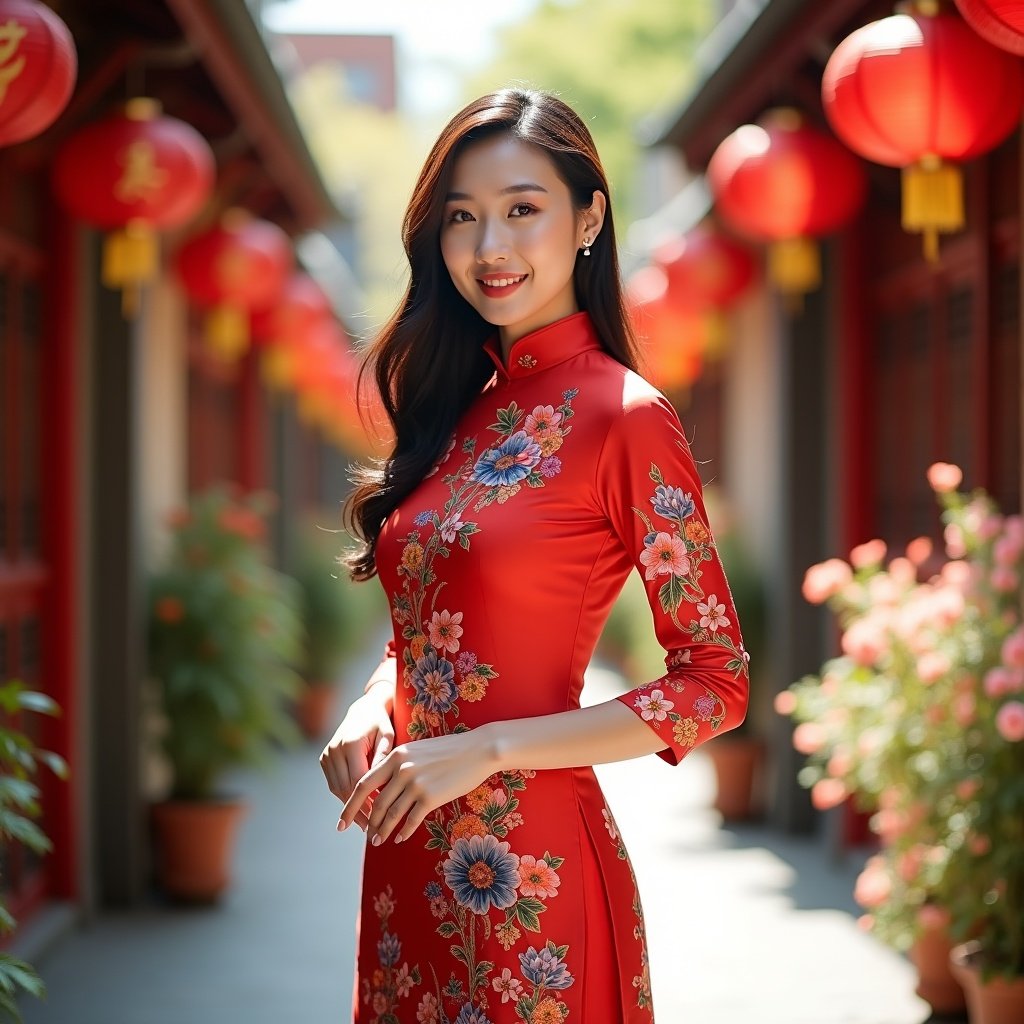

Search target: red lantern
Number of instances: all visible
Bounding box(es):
[53,98,215,312]
[0,0,76,146]
[626,265,705,391]
[954,0,1024,56]
[175,208,292,361]
[822,2,1024,260]
[707,108,866,297]
[653,224,756,362]
[251,272,332,349]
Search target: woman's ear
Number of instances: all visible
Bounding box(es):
[580,189,607,246]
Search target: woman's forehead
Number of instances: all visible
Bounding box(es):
[447,136,565,198]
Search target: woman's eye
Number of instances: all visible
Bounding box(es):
[447,209,473,224]
[509,203,536,217]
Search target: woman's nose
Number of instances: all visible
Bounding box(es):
[475,219,510,263]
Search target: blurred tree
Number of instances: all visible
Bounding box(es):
[464,0,715,221]
[289,65,422,332]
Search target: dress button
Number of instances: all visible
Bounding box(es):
[517,354,538,368]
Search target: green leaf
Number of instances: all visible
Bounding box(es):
[450,943,469,965]
[649,463,664,485]
[458,533,471,551]
[436,922,459,938]
[658,575,685,614]
[514,896,545,932]
[525,473,544,488]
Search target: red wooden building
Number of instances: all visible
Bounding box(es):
[0,0,355,948]
[647,0,1021,835]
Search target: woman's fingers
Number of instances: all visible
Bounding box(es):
[367,786,418,846]
[319,746,345,801]
[339,759,392,832]
[391,803,429,845]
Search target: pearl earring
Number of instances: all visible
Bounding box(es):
[582,238,591,257]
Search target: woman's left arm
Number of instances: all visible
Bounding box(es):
[337,701,663,845]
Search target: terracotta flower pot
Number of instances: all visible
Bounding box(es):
[949,941,1024,1024]
[911,922,966,1016]
[295,682,340,741]
[150,798,247,903]
[705,735,764,820]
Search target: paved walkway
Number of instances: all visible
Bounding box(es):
[18,664,940,1024]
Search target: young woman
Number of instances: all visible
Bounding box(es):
[320,89,750,1024]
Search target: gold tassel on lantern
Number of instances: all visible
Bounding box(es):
[768,236,820,307]
[102,219,158,318]
[260,346,297,391]
[204,304,248,362]
[901,154,964,263]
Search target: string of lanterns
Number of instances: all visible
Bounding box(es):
[634,0,1024,391]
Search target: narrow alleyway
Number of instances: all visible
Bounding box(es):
[19,661,934,1024]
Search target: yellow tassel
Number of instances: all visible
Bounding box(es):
[902,156,963,263]
[261,346,296,390]
[102,222,158,318]
[768,237,820,298]
[205,305,248,362]
[703,311,729,362]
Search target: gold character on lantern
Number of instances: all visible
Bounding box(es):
[0,20,28,105]
[114,140,169,203]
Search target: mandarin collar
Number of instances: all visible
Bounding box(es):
[481,311,604,381]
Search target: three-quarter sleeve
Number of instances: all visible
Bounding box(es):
[595,391,750,765]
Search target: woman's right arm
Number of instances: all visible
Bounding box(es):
[319,651,397,830]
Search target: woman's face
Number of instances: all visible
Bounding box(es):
[440,134,603,348]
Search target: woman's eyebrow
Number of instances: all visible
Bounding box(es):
[445,183,550,201]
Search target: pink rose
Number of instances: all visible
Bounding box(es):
[990,566,1019,593]
[944,523,967,559]
[917,652,950,685]
[854,856,892,908]
[1001,629,1024,669]
[850,539,887,569]
[888,557,917,586]
[905,536,933,566]
[994,535,1023,566]
[983,667,1022,698]
[995,701,1024,742]
[1004,515,1024,545]
[953,694,976,727]
[955,778,980,801]
[773,691,797,716]
[927,462,963,493]
[811,777,848,810]
[792,722,826,755]
[802,559,853,604]
[826,749,853,778]
[940,560,972,590]
[979,514,1005,542]
[842,618,887,666]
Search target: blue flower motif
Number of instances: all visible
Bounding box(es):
[644,530,657,547]
[519,945,575,990]
[413,509,434,527]
[411,650,456,713]
[423,880,443,899]
[651,484,695,523]
[472,430,541,487]
[377,931,401,967]
[443,834,520,915]
[538,456,562,478]
[455,1004,492,1024]
[562,387,579,400]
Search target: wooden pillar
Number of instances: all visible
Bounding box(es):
[89,250,147,907]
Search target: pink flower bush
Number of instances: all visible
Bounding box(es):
[778,464,1024,975]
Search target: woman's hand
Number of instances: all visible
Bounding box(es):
[319,683,395,831]
[337,726,499,846]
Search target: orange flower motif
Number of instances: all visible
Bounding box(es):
[518,855,561,898]
[538,433,563,457]
[450,813,489,842]
[532,996,564,1024]
[672,717,698,747]
[458,672,488,702]
[495,921,521,951]
[684,520,710,546]
[465,784,493,813]
[410,633,428,660]
[401,542,425,574]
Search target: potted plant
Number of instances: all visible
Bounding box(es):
[290,520,386,740]
[0,679,68,1022]
[147,486,303,902]
[776,463,1024,1021]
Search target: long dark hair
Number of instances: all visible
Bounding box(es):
[343,88,639,580]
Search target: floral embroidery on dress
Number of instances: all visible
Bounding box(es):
[600,804,654,1017]
[361,885,422,1021]
[385,392,580,1017]
[629,461,750,749]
